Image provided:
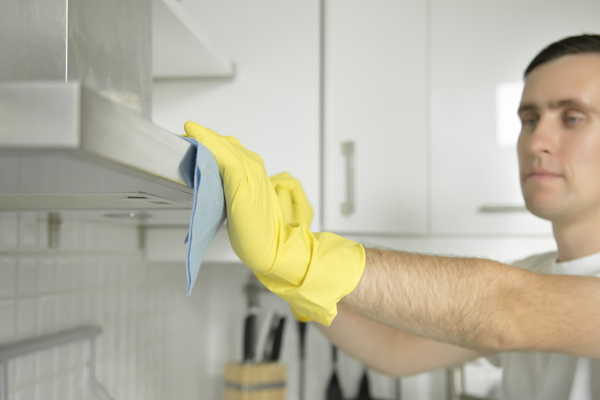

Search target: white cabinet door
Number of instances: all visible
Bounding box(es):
[323,0,428,234]
[430,0,600,235]
[152,0,322,227]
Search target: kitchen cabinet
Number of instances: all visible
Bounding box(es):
[323,0,429,234]
[430,0,599,235]
[152,0,322,228]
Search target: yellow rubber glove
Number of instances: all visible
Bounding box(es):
[270,172,314,227]
[270,172,314,322]
[183,122,365,325]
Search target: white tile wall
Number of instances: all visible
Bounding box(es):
[0,212,209,400]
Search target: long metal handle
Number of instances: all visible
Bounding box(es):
[446,365,465,400]
[394,378,402,400]
[341,141,356,216]
[0,326,114,400]
[446,365,487,400]
[478,204,527,214]
[0,326,102,363]
[89,338,116,400]
[298,321,307,400]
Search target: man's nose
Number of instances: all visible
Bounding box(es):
[525,117,558,156]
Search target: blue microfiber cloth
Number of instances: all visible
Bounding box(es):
[178,136,227,295]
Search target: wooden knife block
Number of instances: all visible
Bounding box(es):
[223,362,286,400]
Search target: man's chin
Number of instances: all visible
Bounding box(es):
[524,200,560,221]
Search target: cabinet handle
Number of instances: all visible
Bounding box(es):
[341,141,355,216]
[478,205,527,213]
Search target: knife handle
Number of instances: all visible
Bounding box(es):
[297,321,307,359]
[243,313,257,362]
[270,317,286,362]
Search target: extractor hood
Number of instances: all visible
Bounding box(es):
[0,0,233,216]
[0,81,194,211]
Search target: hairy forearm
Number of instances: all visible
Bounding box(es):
[341,247,600,357]
[315,305,485,377]
[340,247,528,352]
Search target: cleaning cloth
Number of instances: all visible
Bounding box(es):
[178,135,227,295]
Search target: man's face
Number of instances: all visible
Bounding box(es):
[517,53,600,224]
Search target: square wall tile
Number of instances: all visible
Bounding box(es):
[71,294,86,325]
[0,256,17,299]
[58,220,74,251]
[0,158,19,195]
[36,212,49,251]
[96,291,108,323]
[118,290,129,318]
[13,386,35,400]
[54,294,74,332]
[37,257,55,295]
[71,222,88,251]
[38,157,58,194]
[94,325,107,358]
[69,342,87,369]
[35,379,54,400]
[136,378,146,400]
[0,300,16,344]
[14,354,36,387]
[69,370,88,400]
[0,212,18,250]
[36,348,55,380]
[96,360,112,393]
[18,157,41,194]
[18,212,37,249]
[54,257,72,293]
[55,344,71,374]
[68,261,84,289]
[85,292,100,323]
[37,297,56,335]
[17,298,37,340]
[17,257,37,296]
[83,257,100,289]
[106,290,118,320]
[55,157,76,195]
[53,373,70,400]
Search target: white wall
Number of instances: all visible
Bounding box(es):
[0,211,210,400]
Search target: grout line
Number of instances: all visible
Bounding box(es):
[426,0,433,235]
[318,0,326,231]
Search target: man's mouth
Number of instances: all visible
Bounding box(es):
[525,167,562,181]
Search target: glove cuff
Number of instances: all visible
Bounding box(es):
[279,232,366,326]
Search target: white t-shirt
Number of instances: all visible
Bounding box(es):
[489,251,600,400]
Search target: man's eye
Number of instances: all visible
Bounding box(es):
[565,115,584,124]
[521,117,538,127]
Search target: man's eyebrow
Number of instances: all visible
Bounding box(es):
[517,104,537,115]
[550,99,597,114]
[517,99,598,115]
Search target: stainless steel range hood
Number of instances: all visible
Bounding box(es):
[0,81,194,211]
[0,0,231,215]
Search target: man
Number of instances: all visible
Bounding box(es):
[184,34,600,399]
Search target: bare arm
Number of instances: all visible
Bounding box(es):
[315,305,487,377]
[340,248,600,357]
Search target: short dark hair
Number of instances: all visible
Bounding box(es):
[524,34,600,77]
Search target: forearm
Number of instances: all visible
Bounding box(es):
[341,247,600,357]
[340,247,529,352]
[315,305,485,377]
